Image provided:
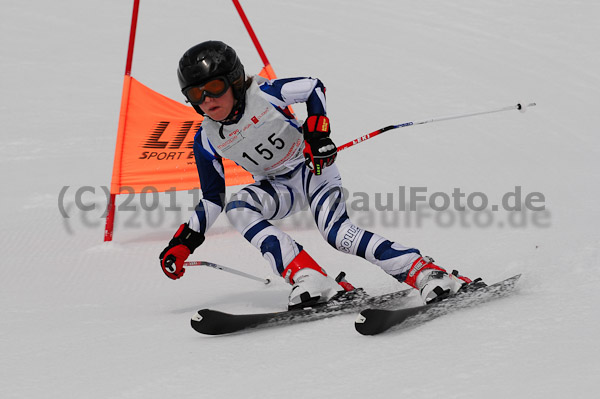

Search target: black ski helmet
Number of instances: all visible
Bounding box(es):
[177,41,246,115]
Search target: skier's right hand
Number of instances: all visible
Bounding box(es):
[159,223,205,280]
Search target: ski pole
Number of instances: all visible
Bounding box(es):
[337,102,536,152]
[184,260,272,284]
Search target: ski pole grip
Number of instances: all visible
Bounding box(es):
[164,255,177,273]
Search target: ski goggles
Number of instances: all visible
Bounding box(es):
[184,77,230,104]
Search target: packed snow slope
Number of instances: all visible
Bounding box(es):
[2,1,599,398]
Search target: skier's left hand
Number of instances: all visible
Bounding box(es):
[303,115,337,175]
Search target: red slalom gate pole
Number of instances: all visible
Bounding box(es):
[124,0,140,76]
[232,0,270,67]
[104,0,140,242]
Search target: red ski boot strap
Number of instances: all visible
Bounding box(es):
[335,272,356,292]
[403,256,445,289]
[282,250,327,284]
[452,270,472,284]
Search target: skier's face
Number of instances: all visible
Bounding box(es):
[199,87,235,121]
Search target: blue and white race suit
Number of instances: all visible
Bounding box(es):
[188,76,420,280]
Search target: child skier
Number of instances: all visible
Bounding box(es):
[159,41,482,309]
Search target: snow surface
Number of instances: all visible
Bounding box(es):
[2,0,599,398]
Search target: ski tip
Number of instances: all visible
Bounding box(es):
[191,311,204,323]
[190,309,221,335]
[190,311,204,334]
[355,308,399,336]
[503,274,522,286]
[354,309,384,336]
[190,309,250,335]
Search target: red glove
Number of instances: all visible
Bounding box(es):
[159,223,205,280]
[303,115,337,175]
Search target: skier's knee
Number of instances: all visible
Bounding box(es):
[225,192,262,225]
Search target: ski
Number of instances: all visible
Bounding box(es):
[355,274,521,336]
[191,288,411,335]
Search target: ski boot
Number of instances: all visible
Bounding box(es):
[404,256,485,304]
[283,251,355,310]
